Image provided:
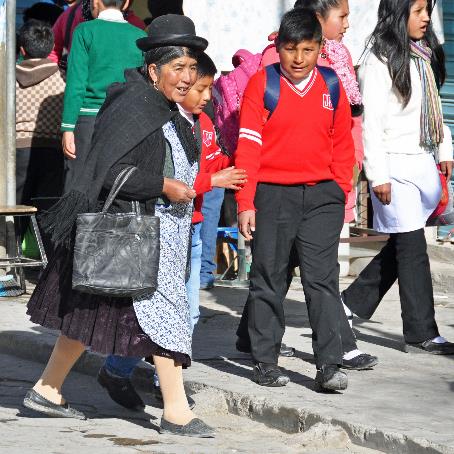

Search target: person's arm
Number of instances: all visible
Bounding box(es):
[438,124,453,181]
[359,55,392,188]
[330,84,355,198]
[49,12,66,63]
[61,25,89,133]
[234,71,267,213]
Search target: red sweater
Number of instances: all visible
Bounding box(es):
[234,67,355,213]
[192,112,230,223]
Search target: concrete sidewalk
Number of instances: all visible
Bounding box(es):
[0,278,453,453]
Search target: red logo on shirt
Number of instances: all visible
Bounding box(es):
[203,130,213,147]
[323,94,334,111]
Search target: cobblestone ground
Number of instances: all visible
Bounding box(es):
[0,353,382,454]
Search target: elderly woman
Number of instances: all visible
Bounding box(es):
[23,15,215,438]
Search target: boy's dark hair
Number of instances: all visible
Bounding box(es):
[294,0,342,19]
[197,52,217,79]
[18,19,54,59]
[147,0,184,20]
[101,0,126,8]
[23,2,63,26]
[276,8,322,47]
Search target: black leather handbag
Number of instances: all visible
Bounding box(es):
[72,166,160,297]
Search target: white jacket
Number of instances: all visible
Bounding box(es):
[358,51,453,188]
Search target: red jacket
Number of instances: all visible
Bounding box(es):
[49,5,146,64]
[192,112,230,223]
[234,67,355,213]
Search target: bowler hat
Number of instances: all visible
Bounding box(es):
[137,14,208,52]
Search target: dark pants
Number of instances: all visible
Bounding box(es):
[342,229,439,343]
[64,115,97,191]
[245,181,347,368]
[236,260,357,355]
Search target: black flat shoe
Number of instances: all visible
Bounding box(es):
[236,338,295,357]
[159,417,215,438]
[97,366,145,411]
[280,343,295,357]
[341,353,378,370]
[253,363,290,387]
[315,365,348,392]
[152,385,196,410]
[23,389,86,420]
[405,339,454,355]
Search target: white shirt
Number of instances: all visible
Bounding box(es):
[280,66,313,91]
[358,51,453,187]
[177,104,195,127]
[98,8,127,23]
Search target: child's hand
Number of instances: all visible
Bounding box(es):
[62,131,76,159]
[211,167,247,190]
[163,178,196,203]
[238,210,255,241]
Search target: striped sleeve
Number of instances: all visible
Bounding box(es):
[234,70,266,212]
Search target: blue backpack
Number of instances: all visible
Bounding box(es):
[264,63,340,128]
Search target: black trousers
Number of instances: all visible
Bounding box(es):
[342,229,439,343]
[64,115,97,191]
[244,181,347,368]
[237,258,357,355]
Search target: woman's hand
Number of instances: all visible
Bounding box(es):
[440,161,453,182]
[211,167,248,190]
[238,210,255,241]
[373,183,392,205]
[163,178,196,203]
[62,131,76,160]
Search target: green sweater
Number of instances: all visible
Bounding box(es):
[61,18,146,132]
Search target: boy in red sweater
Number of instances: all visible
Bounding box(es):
[235,8,355,391]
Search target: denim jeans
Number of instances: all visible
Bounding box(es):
[187,222,202,331]
[104,223,204,378]
[200,187,225,287]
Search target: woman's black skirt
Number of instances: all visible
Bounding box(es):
[27,246,190,367]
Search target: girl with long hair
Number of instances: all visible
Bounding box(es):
[342,0,454,354]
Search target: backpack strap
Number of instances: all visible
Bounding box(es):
[264,63,281,118]
[317,65,340,127]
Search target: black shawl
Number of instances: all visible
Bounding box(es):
[41,68,198,246]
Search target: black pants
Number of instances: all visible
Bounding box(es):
[237,258,357,354]
[245,181,347,368]
[342,229,439,344]
[64,115,97,191]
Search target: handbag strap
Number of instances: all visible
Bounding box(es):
[101,166,137,213]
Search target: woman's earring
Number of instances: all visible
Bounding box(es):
[320,37,327,59]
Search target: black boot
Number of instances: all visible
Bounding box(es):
[97,366,145,411]
[252,363,290,387]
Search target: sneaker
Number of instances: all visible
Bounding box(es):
[252,363,290,387]
[236,338,295,357]
[97,366,145,411]
[23,389,86,420]
[341,353,378,370]
[315,365,348,392]
[159,417,215,438]
[405,339,454,355]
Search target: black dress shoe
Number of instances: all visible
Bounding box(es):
[236,338,295,357]
[97,366,145,411]
[341,353,378,370]
[405,339,454,355]
[23,389,86,420]
[159,417,215,438]
[253,363,290,387]
[315,365,348,392]
[280,343,296,357]
[152,385,196,410]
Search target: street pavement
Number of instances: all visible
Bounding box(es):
[0,276,453,453]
